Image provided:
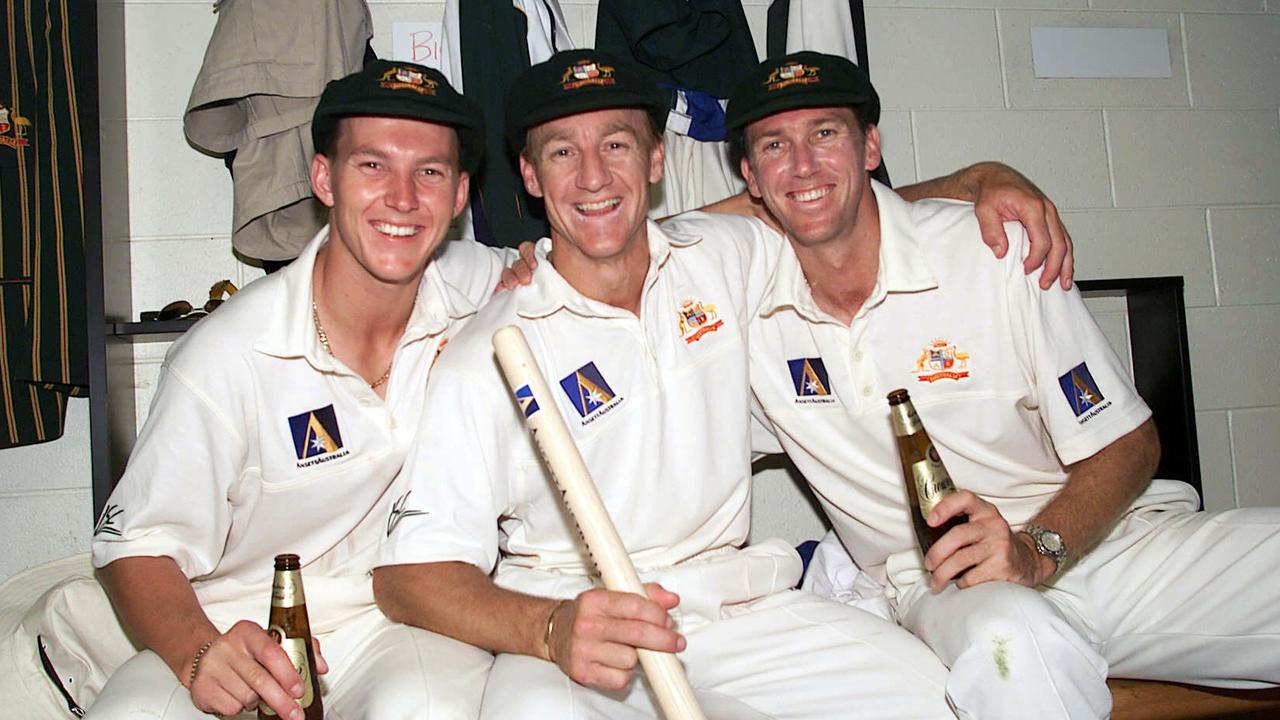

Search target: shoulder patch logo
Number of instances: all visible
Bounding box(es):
[94,504,123,537]
[788,357,836,405]
[677,298,724,344]
[560,362,623,422]
[1058,362,1112,423]
[914,340,971,383]
[289,405,351,467]
[386,491,428,537]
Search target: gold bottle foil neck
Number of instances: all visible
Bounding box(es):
[271,569,306,608]
[889,400,923,437]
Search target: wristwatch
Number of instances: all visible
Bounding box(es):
[1020,524,1068,575]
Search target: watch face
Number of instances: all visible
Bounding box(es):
[1040,531,1064,554]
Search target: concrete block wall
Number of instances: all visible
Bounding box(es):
[2,0,1277,579]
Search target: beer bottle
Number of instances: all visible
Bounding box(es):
[259,554,323,719]
[888,389,965,555]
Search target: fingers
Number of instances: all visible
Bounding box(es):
[230,652,300,717]
[1058,219,1076,290]
[1018,198,1053,276]
[243,625,305,696]
[518,240,538,268]
[1032,199,1070,290]
[495,241,540,292]
[496,267,521,291]
[974,201,1010,259]
[229,620,305,719]
[922,513,984,573]
[925,489,985,527]
[929,541,987,591]
[586,589,683,652]
[190,679,253,717]
[642,582,680,612]
[578,659,637,691]
[922,493,1019,591]
[188,635,302,720]
[556,589,686,690]
[311,636,329,675]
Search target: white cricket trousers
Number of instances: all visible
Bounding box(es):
[480,589,954,719]
[84,607,493,719]
[889,494,1280,720]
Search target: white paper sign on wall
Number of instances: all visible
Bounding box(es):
[1031,27,1172,79]
[392,22,445,69]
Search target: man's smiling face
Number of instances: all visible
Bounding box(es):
[741,106,881,251]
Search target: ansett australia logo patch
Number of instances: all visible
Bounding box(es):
[788,357,836,405]
[561,61,616,91]
[560,361,622,424]
[677,298,724,344]
[1059,362,1111,424]
[289,404,350,467]
[914,339,971,383]
[379,66,438,95]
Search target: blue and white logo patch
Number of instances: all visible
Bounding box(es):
[289,404,350,467]
[787,357,836,405]
[1058,362,1111,423]
[560,362,623,423]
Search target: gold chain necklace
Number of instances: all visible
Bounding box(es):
[312,301,392,389]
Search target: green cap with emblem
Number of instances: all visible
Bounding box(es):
[724,51,880,134]
[504,49,670,155]
[311,59,485,172]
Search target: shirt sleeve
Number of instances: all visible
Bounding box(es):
[434,239,513,309]
[91,362,244,578]
[376,356,509,572]
[750,389,784,458]
[1004,222,1153,466]
[661,212,783,318]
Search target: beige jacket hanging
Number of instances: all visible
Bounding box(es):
[184,0,372,261]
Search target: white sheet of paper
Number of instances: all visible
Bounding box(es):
[392,22,445,69]
[1031,27,1172,79]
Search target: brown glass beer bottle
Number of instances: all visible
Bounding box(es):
[258,554,323,719]
[888,389,965,555]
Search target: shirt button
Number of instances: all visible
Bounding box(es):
[853,350,865,362]
[862,385,873,397]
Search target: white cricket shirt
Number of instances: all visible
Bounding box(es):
[92,227,506,633]
[380,217,782,590]
[749,180,1154,584]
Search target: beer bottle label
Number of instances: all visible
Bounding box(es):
[271,570,306,608]
[260,628,315,714]
[890,403,923,437]
[911,445,956,515]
